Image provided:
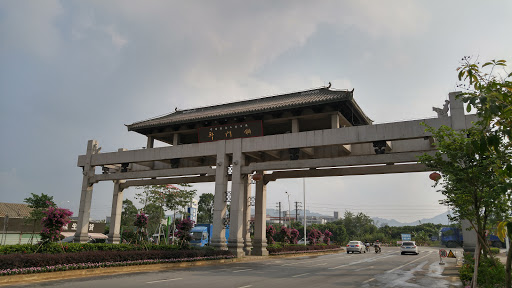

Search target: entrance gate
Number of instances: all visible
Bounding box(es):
[75,87,476,257]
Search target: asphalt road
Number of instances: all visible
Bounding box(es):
[8,247,463,288]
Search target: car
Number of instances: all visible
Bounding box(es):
[346,241,365,253]
[400,241,419,255]
[297,238,310,245]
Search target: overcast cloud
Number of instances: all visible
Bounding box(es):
[1,1,511,222]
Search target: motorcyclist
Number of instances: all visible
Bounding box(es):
[374,240,381,253]
[365,241,370,252]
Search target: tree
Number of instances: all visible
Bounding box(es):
[197,193,214,224]
[40,206,73,243]
[456,57,512,287]
[418,57,512,287]
[121,199,138,231]
[23,193,56,244]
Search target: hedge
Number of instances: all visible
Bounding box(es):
[267,244,341,255]
[0,243,180,255]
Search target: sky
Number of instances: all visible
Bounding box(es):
[1,1,511,223]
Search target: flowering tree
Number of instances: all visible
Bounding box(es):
[175,218,194,247]
[307,228,323,245]
[134,212,148,243]
[290,229,299,244]
[266,225,276,244]
[40,206,73,242]
[323,230,333,245]
[279,226,292,244]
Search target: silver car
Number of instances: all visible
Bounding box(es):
[400,241,419,255]
[346,241,365,253]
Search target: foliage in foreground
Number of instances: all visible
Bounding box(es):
[0,247,232,270]
[460,252,506,288]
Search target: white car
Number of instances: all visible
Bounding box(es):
[346,241,365,253]
[400,241,419,255]
[297,238,310,245]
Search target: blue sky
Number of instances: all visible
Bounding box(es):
[1,1,511,222]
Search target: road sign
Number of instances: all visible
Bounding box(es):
[447,250,456,258]
[439,249,448,258]
[401,234,412,241]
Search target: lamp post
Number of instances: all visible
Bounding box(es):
[303,178,306,246]
[285,191,291,228]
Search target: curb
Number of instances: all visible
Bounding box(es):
[0,249,343,286]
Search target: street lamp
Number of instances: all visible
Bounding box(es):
[303,178,306,246]
[285,191,291,227]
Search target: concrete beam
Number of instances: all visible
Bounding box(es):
[265,163,428,181]
[120,175,217,189]
[241,151,435,174]
[93,166,215,181]
[78,115,477,167]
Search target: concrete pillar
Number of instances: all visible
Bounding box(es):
[462,219,477,253]
[108,179,125,244]
[331,113,340,129]
[449,92,467,130]
[292,119,299,133]
[228,139,245,257]
[243,176,252,255]
[252,172,268,256]
[147,136,154,149]
[74,140,98,243]
[212,141,228,249]
[173,134,180,146]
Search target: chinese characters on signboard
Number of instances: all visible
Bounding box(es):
[198,120,263,143]
[61,221,105,233]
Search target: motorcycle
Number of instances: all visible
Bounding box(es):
[365,245,370,253]
[374,245,381,253]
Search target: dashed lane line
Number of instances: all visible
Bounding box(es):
[233,269,253,273]
[386,251,433,273]
[292,273,311,278]
[362,278,375,284]
[238,285,252,288]
[328,253,395,269]
[146,278,183,284]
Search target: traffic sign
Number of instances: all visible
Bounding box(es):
[439,249,448,258]
[447,250,456,258]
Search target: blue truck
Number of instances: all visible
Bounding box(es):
[190,224,229,247]
[440,227,505,248]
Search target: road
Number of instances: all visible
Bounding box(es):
[7,247,463,288]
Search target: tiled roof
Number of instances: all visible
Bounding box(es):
[0,203,33,218]
[127,87,368,131]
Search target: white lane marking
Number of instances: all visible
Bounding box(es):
[233,268,253,273]
[362,278,375,284]
[310,263,327,267]
[281,258,327,266]
[292,273,311,278]
[146,278,182,284]
[355,265,374,271]
[238,285,252,288]
[386,251,432,273]
[328,254,395,269]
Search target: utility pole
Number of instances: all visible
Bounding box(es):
[294,201,302,222]
[276,202,281,225]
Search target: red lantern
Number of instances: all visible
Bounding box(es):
[429,172,441,181]
[251,174,262,181]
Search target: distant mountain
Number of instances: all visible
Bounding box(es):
[373,211,452,227]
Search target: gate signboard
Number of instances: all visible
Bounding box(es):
[401,234,412,241]
[198,120,263,143]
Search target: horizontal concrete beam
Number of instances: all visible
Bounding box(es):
[266,163,429,181]
[78,115,477,167]
[241,151,435,174]
[120,175,217,189]
[92,166,215,182]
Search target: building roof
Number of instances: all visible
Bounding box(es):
[127,87,372,131]
[0,203,33,218]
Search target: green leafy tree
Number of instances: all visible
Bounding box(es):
[120,199,138,231]
[456,57,512,288]
[197,193,214,224]
[23,193,56,244]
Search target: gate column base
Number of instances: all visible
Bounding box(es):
[252,239,268,256]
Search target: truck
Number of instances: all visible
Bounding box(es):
[439,227,506,248]
[189,224,229,247]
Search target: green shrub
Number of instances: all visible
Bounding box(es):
[0,243,181,255]
[489,247,500,254]
[459,252,505,288]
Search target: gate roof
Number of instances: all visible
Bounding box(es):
[127,87,372,132]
